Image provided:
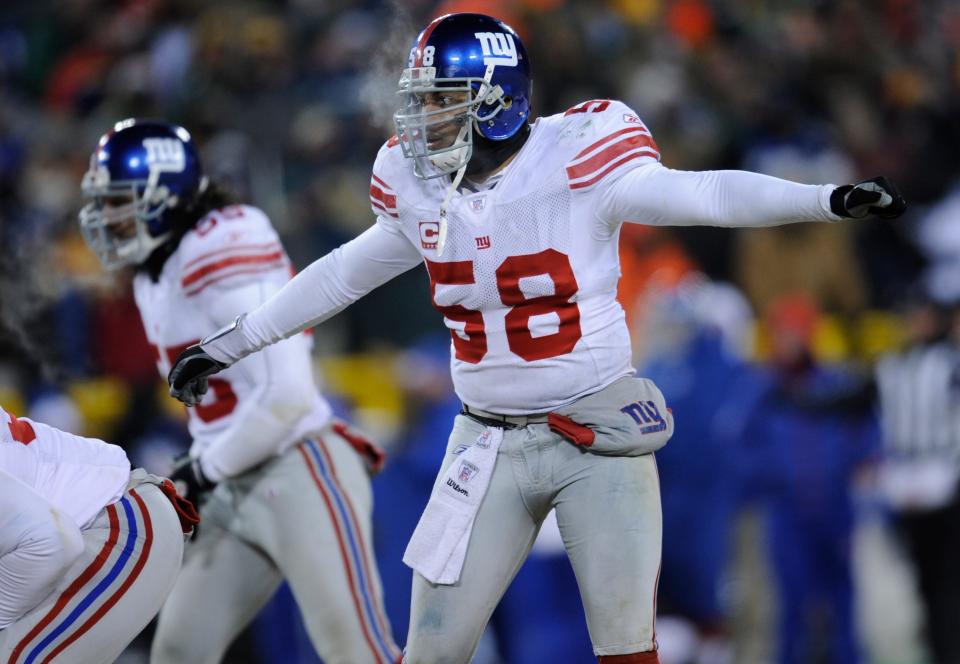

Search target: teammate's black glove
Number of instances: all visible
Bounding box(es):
[169,454,217,510]
[168,345,227,406]
[830,176,906,219]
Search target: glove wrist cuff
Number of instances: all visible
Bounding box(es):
[829,185,855,218]
[201,315,249,365]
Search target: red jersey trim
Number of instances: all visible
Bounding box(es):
[181,250,285,288]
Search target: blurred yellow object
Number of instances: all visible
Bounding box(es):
[609,0,660,26]
[67,378,130,439]
[318,353,404,429]
[812,315,850,363]
[753,316,851,363]
[856,310,905,361]
[156,382,188,422]
[0,388,26,417]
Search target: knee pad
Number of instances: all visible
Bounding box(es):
[598,650,660,664]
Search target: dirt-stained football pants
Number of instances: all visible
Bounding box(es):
[150,431,399,664]
[405,414,662,663]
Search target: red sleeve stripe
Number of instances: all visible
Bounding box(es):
[181,241,282,271]
[568,148,658,190]
[182,250,286,288]
[572,126,652,161]
[370,200,399,219]
[566,131,660,185]
[568,127,657,169]
[370,184,397,209]
[185,262,287,296]
[370,182,399,218]
[371,174,394,192]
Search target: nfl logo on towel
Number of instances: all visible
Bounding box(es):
[475,429,493,449]
[459,461,480,483]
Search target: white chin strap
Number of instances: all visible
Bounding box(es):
[436,162,466,257]
[434,64,499,257]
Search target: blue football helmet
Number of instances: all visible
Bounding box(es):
[393,13,532,179]
[79,119,205,269]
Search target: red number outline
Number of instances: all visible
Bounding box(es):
[426,249,583,363]
[425,259,488,363]
[496,249,582,361]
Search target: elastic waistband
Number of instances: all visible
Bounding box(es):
[461,404,550,429]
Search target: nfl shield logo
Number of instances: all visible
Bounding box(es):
[458,461,479,484]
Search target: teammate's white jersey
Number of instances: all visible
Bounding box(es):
[133,205,332,479]
[371,100,661,411]
[208,99,838,415]
[0,406,130,529]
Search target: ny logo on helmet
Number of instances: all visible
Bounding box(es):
[474,32,517,67]
[143,138,185,173]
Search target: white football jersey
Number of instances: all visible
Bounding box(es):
[0,406,130,529]
[133,205,332,461]
[371,100,659,414]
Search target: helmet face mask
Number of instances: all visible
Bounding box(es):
[79,120,203,270]
[393,14,531,180]
[394,68,494,178]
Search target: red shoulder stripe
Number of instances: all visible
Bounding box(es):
[181,241,281,271]
[185,262,286,297]
[182,250,285,288]
[370,183,397,209]
[566,132,659,183]
[371,174,394,192]
[573,126,650,161]
[569,150,657,190]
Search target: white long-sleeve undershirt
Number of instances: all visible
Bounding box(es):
[202,167,840,365]
[601,162,839,229]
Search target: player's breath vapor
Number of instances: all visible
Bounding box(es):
[0,239,66,383]
[360,1,417,133]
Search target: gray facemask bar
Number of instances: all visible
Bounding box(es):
[393,67,505,179]
[78,168,174,270]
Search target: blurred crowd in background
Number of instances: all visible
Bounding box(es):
[1,0,960,663]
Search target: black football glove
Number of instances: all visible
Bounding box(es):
[830,176,906,219]
[168,345,227,406]
[169,454,217,510]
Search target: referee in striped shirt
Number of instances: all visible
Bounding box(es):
[876,297,960,664]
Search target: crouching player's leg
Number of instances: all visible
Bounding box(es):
[1,470,188,664]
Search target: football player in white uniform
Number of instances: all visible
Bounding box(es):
[0,405,195,664]
[79,120,400,664]
[165,13,906,664]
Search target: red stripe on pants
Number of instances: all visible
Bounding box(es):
[8,505,121,664]
[298,443,383,663]
[40,489,154,663]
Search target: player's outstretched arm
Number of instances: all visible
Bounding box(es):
[168,221,422,405]
[600,163,905,229]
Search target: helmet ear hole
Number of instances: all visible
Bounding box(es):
[502,97,513,110]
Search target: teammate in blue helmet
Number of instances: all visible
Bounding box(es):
[78,120,400,663]
[79,119,214,272]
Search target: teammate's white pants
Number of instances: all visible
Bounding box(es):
[405,414,662,663]
[151,427,399,664]
[0,475,184,664]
